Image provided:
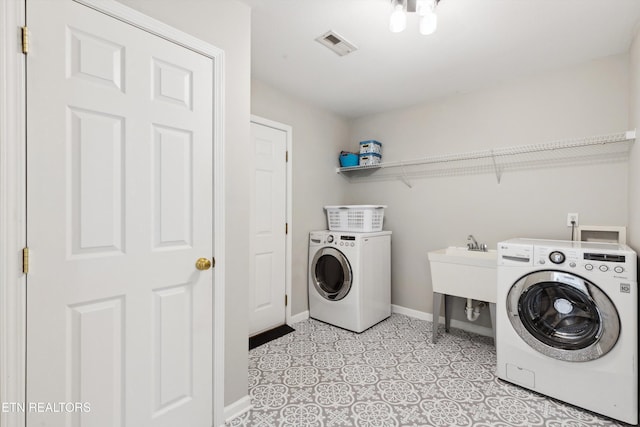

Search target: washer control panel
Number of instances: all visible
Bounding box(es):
[498,243,533,266]
[549,251,565,264]
[533,245,634,280]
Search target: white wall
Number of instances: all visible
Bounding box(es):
[349,55,630,326]
[251,79,351,316]
[629,29,640,251]
[116,0,251,406]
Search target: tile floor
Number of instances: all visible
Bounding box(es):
[228,314,629,426]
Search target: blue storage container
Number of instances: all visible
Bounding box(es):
[339,152,359,167]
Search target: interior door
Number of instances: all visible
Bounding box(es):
[249,121,287,336]
[26,1,214,425]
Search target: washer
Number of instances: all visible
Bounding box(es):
[308,230,391,333]
[497,238,637,424]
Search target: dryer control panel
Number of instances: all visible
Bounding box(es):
[309,232,358,247]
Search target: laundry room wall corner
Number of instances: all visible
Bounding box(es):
[348,55,630,326]
[628,25,640,251]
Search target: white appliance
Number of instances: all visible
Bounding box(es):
[497,238,637,424]
[308,230,391,333]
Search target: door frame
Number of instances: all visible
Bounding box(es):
[0,1,27,426]
[0,1,227,426]
[250,115,293,325]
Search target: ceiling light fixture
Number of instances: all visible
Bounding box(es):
[389,0,407,33]
[390,0,441,35]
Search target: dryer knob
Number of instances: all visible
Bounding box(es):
[549,251,565,264]
[326,235,334,243]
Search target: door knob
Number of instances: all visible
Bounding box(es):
[195,258,212,271]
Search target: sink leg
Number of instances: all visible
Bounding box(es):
[432,292,443,343]
[444,294,453,333]
[489,302,496,342]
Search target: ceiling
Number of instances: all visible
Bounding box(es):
[238,0,640,118]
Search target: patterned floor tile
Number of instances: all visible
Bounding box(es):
[228,314,630,427]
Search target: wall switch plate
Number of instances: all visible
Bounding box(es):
[567,213,579,227]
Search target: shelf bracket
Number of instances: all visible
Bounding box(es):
[491,150,502,184]
[399,163,413,188]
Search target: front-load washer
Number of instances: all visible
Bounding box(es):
[497,238,637,424]
[308,230,391,333]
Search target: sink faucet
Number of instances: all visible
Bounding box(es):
[467,235,488,252]
[467,234,479,250]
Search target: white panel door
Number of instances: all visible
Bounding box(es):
[26,1,214,426]
[249,122,287,336]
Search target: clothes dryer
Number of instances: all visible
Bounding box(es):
[497,238,637,424]
[308,230,391,333]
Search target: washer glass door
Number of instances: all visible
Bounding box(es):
[311,247,352,301]
[507,270,620,362]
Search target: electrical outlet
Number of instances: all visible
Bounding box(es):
[567,213,579,227]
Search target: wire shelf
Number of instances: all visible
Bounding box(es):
[336,130,635,187]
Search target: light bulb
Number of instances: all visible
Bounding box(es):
[389,4,407,33]
[419,9,437,35]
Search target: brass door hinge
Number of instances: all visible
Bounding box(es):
[285,223,288,235]
[285,151,288,162]
[285,294,288,307]
[22,247,29,274]
[21,26,29,54]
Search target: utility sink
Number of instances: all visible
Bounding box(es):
[428,246,497,268]
[428,246,498,343]
[427,247,497,302]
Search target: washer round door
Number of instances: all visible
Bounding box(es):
[311,247,352,301]
[506,270,620,362]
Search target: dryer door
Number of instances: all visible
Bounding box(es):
[311,247,352,301]
[507,270,620,362]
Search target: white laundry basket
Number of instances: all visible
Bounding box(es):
[324,205,386,232]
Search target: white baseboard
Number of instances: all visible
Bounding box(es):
[391,304,434,322]
[223,395,252,425]
[391,304,493,338]
[289,310,309,324]
[449,318,493,338]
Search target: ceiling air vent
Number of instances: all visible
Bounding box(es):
[315,30,358,57]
